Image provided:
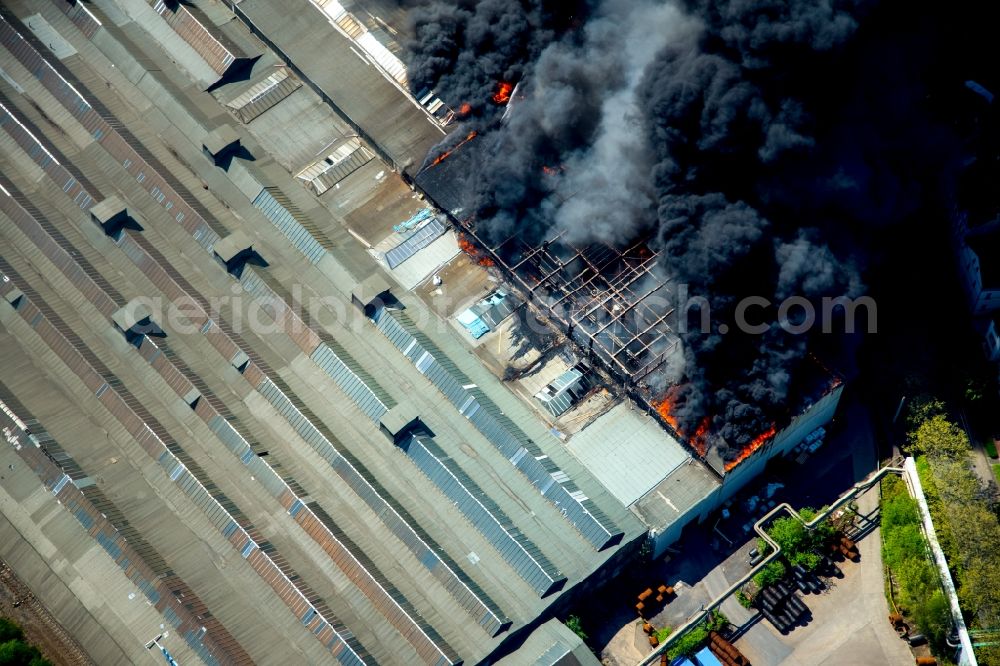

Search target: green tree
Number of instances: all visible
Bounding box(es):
[906,397,946,431]
[0,622,21,645]
[789,550,822,571]
[909,414,970,459]
[0,639,43,666]
[959,554,1000,628]
[800,507,836,545]
[768,517,808,555]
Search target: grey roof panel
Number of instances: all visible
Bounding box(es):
[372,307,623,550]
[567,404,692,507]
[252,187,330,262]
[402,435,565,597]
[385,218,447,269]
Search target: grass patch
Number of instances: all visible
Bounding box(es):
[993,463,1000,483]
[986,439,998,459]
[666,612,728,660]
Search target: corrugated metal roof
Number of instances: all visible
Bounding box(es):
[227,67,302,123]
[257,377,510,636]
[152,0,242,76]
[372,307,624,550]
[496,618,599,666]
[0,392,253,665]
[0,259,369,666]
[566,403,691,507]
[296,137,374,195]
[308,0,452,123]
[0,36,510,639]
[310,340,395,421]
[386,230,460,289]
[0,174,466,665]
[402,435,566,597]
[252,187,330,262]
[385,218,447,269]
[23,14,76,59]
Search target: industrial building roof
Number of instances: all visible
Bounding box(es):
[567,403,694,507]
[496,618,601,666]
[0,1,648,663]
[632,460,722,533]
[387,230,461,289]
[201,123,241,156]
[233,0,447,173]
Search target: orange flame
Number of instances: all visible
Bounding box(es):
[492,81,513,104]
[654,396,681,432]
[431,131,478,167]
[724,425,777,471]
[458,235,477,255]
[459,102,472,115]
[458,234,495,267]
[655,395,710,457]
[690,417,710,457]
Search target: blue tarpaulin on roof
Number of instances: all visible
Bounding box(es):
[457,309,490,339]
[695,647,724,666]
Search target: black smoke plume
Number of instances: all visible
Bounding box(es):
[406,0,974,459]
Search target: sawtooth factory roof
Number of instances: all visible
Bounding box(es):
[0,2,649,665]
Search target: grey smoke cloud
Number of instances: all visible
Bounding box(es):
[407,0,879,456]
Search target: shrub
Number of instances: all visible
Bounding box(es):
[880,475,950,653]
[665,612,726,660]
[565,615,587,642]
[0,638,48,666]
[667,625,708,660]
[753,560,786,588]
[706,611,728,632]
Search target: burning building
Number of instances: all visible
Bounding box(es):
[412,122,845,558]
[402,0,898,505]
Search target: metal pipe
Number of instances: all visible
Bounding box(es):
[638,460,906,666]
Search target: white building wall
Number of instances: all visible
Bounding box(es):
[963,244,1000,314]
[985,319,1000,362]
[711,384,844,507]
[647,384,844,557]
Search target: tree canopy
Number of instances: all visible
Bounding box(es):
[906,405,1000,654]
[0,618,50,666]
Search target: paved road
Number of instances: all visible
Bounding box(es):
[959,410,998,494]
